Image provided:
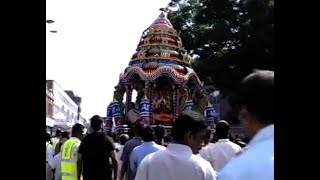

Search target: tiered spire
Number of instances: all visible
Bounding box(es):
[129,8,192,65]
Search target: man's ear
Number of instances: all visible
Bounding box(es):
[184,131,193,142]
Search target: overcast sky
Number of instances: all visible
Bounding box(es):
[46,0,171,119]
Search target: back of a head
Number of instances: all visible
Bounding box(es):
[133,123,143,137]
[154,125,166,140]
[172,110,208,142]
[163,135,173,143]
[61,131,69,139]
[72,123,84,136]
[119,134,130,145]
[46,132,51,142]
[55,129,61,137]
[140,125,155,142]
[90,115,103,132]
[237,70,274,124]
[215,120,230,139]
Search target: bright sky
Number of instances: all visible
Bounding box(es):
[46,0,171,120]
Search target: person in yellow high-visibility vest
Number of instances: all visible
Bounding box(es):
[61,124,85,180]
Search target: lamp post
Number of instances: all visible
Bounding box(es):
[46,19,58,33]
[46,19,55,24]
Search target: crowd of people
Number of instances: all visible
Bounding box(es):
[46,70,274,180]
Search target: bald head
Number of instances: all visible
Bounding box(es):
[119,134,130,145]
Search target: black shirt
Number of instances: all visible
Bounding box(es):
[79,132,115,180]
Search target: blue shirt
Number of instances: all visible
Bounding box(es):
[120,137,143,180]
[130,141,166,177]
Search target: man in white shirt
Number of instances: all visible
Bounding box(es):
[218,70,274,180]
[199,128,214,160]
[116,134,129,180]
[135,110,217,180]
[205,120,241,171]
[51,143,63,180]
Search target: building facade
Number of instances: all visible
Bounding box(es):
[65,90,82,123]
[46,83,55,132]
[47,80,79,130]
[46,83,54,118]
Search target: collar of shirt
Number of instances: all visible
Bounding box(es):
[249,124,274,147]
[142,141,156,145]
[217,139,230,143]
[167,143,193,155]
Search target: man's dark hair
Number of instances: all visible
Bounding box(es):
[133,123,143,137]
[140,126,155,142]
[154,125,166,140]
[215,120,230,139]
[61,131,69,139]
[46,132,51,142]
[163,135,173,143]
[71,123,84,136]
[55,129,61,137]
[237,70,274,124]
[172,110,208,142]
[90,115,103,132]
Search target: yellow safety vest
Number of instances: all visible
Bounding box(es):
[61,138,80,180]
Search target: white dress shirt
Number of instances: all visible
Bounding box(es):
[51,153,62,180]
[218,124,274,180]
[199,143,215,163]
[46,142,55,180]
[205,139,241,171]
[116,144,124,179]
[135,143,217,180]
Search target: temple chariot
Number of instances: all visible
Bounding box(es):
[105,8,218,135]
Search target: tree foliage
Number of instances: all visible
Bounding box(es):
[167,0,274,97]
